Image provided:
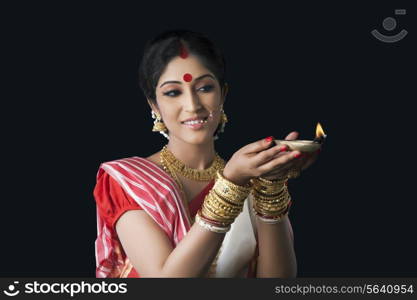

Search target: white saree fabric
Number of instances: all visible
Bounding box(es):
[211,193,258,277]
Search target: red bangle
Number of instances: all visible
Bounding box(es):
[197,209,230,227]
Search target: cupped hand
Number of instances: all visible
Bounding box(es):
[261,131,320,181]
[222,133,314,186]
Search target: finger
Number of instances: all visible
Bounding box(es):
[263,150,304,176]
[258,150,301,173]
[243,136,276,154]
[253,143,288,165]
[262,168,289,178]
[285,131,299,141]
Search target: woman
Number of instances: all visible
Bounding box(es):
[93,30,319,278]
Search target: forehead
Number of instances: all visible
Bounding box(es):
[158,55,212,84]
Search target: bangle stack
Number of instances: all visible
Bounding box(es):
[251,176,292,224]
[196,170,252,233]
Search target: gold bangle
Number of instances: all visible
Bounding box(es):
[251,184,285,197]
[201,191,237,221]
[202,196,237,220]
[217,170,252,190]
[253,200,292,220]
[251,187,287,201]
[208,197,243,215]
[214,187,248,205]
[211,190,244,208]
[252,177,286,192]
[253,194,291,212]
[254,208,291,219]
[256,176,287,185]
[215,170,252,199]
[201,205,235,223]
[253,196,291,215]
[199,171,251,225]
[254,201,290,214]
[251,188,290,204]
[212,187,246,206]
[254,191,291,205]
[204,200,240,219]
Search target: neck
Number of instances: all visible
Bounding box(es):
[166,136,216,170]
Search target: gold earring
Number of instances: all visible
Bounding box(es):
[151,111,168,133]
[221,108,228,124]
[214,107,228,140]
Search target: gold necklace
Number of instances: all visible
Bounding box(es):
[160,145,225,225]
[160,145,225,181]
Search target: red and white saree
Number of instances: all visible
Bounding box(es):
[94,156,259,278]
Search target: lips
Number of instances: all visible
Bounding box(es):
[181,116,208,124]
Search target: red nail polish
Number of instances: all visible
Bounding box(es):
[294,153,302,158]
[265,136,274,143]
[279,146,287,152]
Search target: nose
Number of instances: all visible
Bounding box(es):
[183,89,203,112]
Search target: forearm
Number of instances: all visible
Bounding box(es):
[160,222,225,277]
[160,169,249,277]
[256,214,297,278]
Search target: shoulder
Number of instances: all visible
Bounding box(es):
[100,151,162,171]
[98,155,155,176]
[144,151,162,168]
[96,154,172,187]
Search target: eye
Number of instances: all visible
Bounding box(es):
[198,85,214,93]
[163,89,181,97]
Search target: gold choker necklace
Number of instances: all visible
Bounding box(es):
[160,145,225,181]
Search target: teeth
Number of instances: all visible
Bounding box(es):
[183,118,207,125]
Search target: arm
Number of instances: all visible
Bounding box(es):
[116,210,225,277]
[252,132,317,278]
[255,214,297,278]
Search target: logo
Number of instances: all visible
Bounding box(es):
[3,281,20,297]
[371,9,408,43]
[2,280,128,297]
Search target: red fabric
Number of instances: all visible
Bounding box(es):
[94,172,143,232]
[94,170,215,278]
[189,180,215,217]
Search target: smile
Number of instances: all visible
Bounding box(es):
[181,117,208,129]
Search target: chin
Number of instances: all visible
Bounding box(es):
[185,135,213,145]
[177,131,214,145]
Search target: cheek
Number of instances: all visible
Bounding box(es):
[164,112,179,125]
[158,105,179,124]
[202,93,221,110]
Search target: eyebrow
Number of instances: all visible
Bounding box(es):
[159,74,215,88]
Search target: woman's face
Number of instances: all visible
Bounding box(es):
[151,55,226,145]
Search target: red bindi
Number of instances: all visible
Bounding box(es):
[183,73,193,82]
[179,44,188,59]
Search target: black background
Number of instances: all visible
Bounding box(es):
[1,1,415,277]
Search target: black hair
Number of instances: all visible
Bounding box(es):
[138,29,226,103]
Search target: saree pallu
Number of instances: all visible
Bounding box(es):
[94,156,258,278]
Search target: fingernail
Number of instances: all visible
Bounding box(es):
[294,152,302,158]
[279,146,287,152]
[265,136,274,143]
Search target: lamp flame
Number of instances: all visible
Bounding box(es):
[315,122,326,138]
